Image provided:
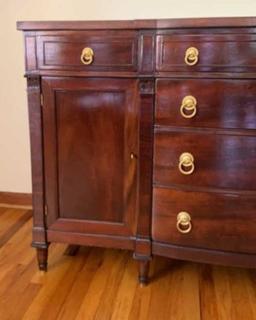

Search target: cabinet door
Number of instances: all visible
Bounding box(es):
[42,78,139,237]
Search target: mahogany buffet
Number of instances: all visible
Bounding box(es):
[17,17,256,284]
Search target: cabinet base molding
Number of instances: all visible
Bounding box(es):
[152,242,256,269]
[47,230,135,251]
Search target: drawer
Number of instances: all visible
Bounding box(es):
[154,129,256,191]
[156,33,256,73]
[153,187,256,254]
[155,79,256,130]
[36,31,138,72]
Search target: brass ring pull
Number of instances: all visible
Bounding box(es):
[81,47,94,65]
[185,47,199,66]
[176,211,192,234]
[178,152,195,175]
[180,96,197,119]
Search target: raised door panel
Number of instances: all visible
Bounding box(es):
[42,78,139,236]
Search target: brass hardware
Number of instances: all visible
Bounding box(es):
[184,47,199,66]
[130,152,137,160]
[81,47,94,65]
[180,95,197,119]
[176,211,192,234]
[40,93,44,106]
[178,152,195,175]
[44,204,48,216]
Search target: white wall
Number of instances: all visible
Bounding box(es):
[1,0,256,193]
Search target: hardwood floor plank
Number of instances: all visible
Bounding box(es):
[0,218,34,288]
[10,283,41,319]
[164,262,201,320]
[75,249,125,320]
[199,264,219,320]
[109,254,138,320]
[0,219,34,269]
[0,207,9,215]
[247,270,256,319]
[21,244,72,320]
[145,258,200,320]
[56,248,105,320]
[94,251,130,320]
[145,257,174,320]
[228,268,254,320]
[0,208,26,234]
[0,260,41,320]
[128,281,151,320]
[0,210,32,247]
[0,263,29,299]
[38,247,91,320]
[212,266,233,320]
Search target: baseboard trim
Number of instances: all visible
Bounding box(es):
[0,192,32,209]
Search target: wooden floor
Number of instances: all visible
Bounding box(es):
[0,207,256,320]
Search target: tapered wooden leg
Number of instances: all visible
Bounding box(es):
[36,247,48,271]
[138,260,150,286]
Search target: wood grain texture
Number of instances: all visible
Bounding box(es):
[25,35,37,71]
[156,33,256,73]
[154,129,256,191]
[1,208,256,319]
[37,31,138,72]
[156,79,256,130]
[26,75,47,249]
[42,77,139,238]
[153,187,256,254]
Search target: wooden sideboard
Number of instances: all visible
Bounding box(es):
[17,17,256,284]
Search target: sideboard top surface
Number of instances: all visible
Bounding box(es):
[17,17,256,31]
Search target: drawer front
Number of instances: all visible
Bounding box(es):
[37,32,138,72]
[154,130,256,190]
[156,34,256,73]
[156,79,256,130]
[153,187,256,254]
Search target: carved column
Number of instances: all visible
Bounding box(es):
[134,79,155,284]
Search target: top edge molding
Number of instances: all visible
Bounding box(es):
[17,17,256,31]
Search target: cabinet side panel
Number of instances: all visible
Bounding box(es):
[26,75,47,247]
